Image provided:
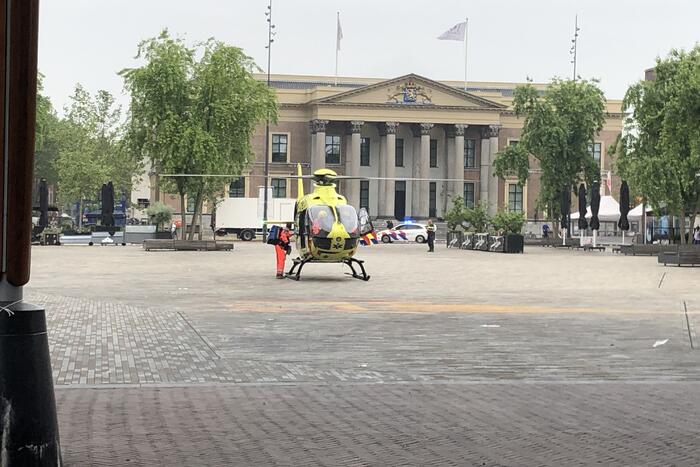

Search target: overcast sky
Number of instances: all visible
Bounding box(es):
[39,0,699,113]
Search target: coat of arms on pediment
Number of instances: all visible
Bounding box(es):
[387,80,432,104]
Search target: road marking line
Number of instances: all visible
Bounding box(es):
[224,300,692,316]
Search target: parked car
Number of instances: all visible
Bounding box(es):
[377,223,428,243]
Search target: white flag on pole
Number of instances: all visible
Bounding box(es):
[606,170,612,194]
[438,22,467,41]
[336,14,344,51]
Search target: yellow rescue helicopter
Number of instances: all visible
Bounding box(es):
[162,168,463,282]
[287,165,372,281]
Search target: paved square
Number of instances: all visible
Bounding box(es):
[26,242,700,465]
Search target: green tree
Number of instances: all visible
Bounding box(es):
[35,73,61,185]
[616,47,700,244]
[491,210,525,234]
[444,196,466,231]
[55,84,133,227]
[121,31,277,240]
[146,202,174,231]
[494,79,607,230]
[464,203,490,233]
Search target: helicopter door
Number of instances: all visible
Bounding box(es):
[358,207,373,236]
[298,208,307,248]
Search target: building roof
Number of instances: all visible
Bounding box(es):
[255,73,623,116]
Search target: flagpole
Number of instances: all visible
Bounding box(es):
[464,17,469,91]
[335,11,339,86]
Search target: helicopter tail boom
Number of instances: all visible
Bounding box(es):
[297,163,304,200]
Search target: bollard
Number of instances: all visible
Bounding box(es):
[0,302,61,465]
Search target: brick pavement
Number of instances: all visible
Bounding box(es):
[20,245,700,465]
[32,292,700,386]
[56,382,700,466]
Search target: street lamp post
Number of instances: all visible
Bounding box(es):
[262,0,276,240]
[570,15,580,81]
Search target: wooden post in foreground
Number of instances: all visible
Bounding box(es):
[0,0,62,464]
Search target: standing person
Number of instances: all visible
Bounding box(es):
[693,226,700,245]
[386,219,394,230]
[542,223,550,239]
[426,219,436,252]
[170,221,177,240]
[275,223,294,279]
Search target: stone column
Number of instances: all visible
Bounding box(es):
[418,123,433,218]
[446,124,466,205]
[480,137,490,208]
[480,124,500,213]
[487,125,501,216]
[410,126,422,217]
[345,121,364,208]
[310,119,329,173]
[379,122,398,218]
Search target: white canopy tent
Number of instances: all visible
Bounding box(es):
[570,196,621,222]
[571,199,653,222]
[628,203,653,220]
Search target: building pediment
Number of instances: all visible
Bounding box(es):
[312,74,506,110]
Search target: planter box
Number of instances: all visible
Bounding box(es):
[473,233,490,251]
[504,234,524,253]
[461,234,475,250]
[488,235,505,252]
[446,231,463,248]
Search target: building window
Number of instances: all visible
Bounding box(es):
[429,182,437,217]
[464,139,476,168]
[228,177,245,198]
[325,135,341,165]
[395,138,404,167]
[186,197,196,213]
[430,139,438,168]
[271,178,287,198]
[588,142,601,165]
[360,180,369,210]
[463,182,475,208]
[508,183,523,212]
[509,139,519,147]
[271,134,288,162]
[360,137,371,166]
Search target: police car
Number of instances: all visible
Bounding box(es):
[377,223,429,243]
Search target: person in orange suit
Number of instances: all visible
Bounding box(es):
[275,223,293,278]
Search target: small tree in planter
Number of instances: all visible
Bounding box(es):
[492,210,525,253]
[464,203,490,233]
[464,203,491,251]
[146,202,174,233]
[445,196,467,230]
[444,196,466,247]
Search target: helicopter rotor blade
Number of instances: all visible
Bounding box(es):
[159,170,542,182]
[159,173,314,179]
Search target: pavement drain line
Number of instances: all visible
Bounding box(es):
[683,301,695,350]
[658,272,667,288]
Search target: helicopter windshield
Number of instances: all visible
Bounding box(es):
[336,205,360,237]
[308,205,335,235]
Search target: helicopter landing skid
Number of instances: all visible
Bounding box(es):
[285,257,371,281]
[343,258,371,281]
[285,257,308,281]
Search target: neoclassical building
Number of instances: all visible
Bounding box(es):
[135,73,624,223]
[240,73,624,221]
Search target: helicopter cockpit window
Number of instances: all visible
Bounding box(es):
[336,205,359,237]
[307,205,335,235]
